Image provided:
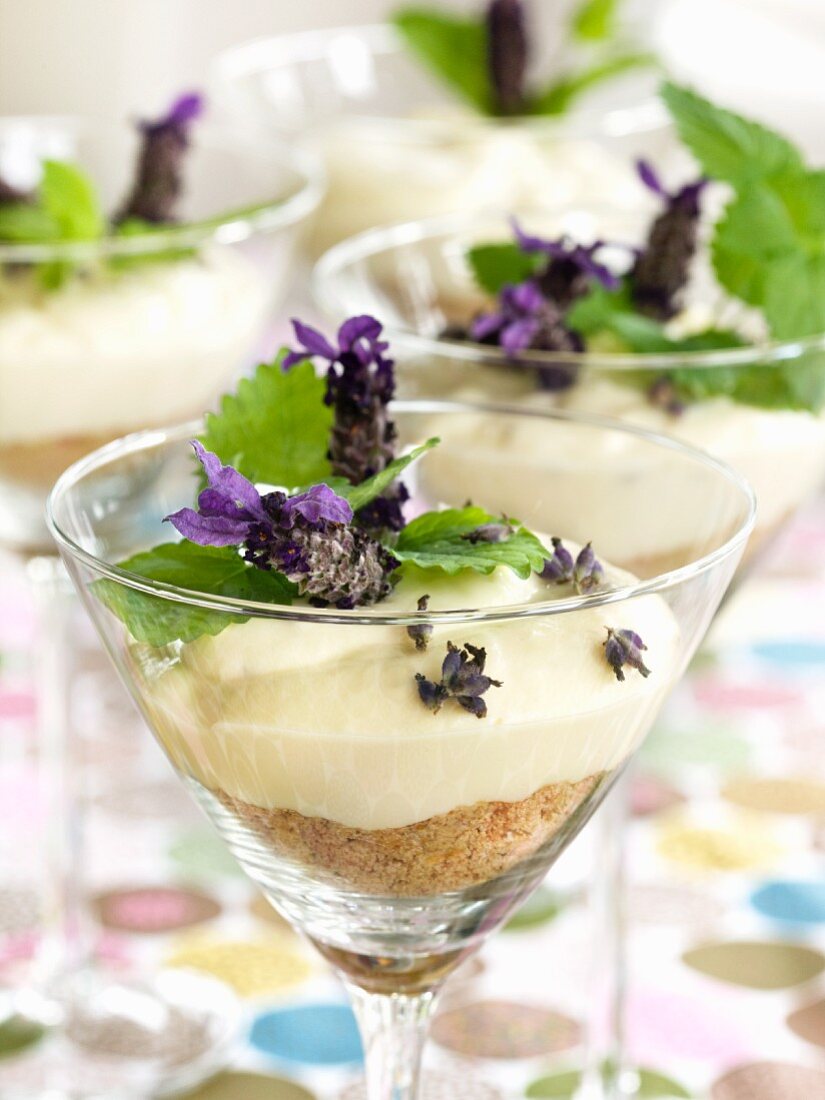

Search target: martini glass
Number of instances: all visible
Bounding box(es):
[0,114,320,1096]
[211,23,670,253]
[313,208,825,1096]
[47,403,753,1100]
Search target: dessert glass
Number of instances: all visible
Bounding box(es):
[212,24,669,253]
[314,208,825,566]
[0,116,320,1095]
[315,209,825,1095]
[48,403,754,1100]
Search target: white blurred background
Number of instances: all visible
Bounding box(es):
[0,0,822,154]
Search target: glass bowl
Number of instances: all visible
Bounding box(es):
[212,23,671,252]
[0,113,322,554]
[48,402,753,1098]
[314,208,825,565]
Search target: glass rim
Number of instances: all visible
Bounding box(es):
[47,400,756,627]
[213,22,667,142]
[313,210,825,370]
[0,114,324,263]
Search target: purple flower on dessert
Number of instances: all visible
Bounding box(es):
[486,0,529,116]
[415,641,502,718]
[542,538,604,594]
[631,159,709,320]
[647,375,685,417]
[165,442,396,607]
[472,279,583,365]
[512,219,620,308]
[407,594,433,651]
[573,542,604,593]
[285,316,407,532]
[116,91,205,225]
[461,520,516,544]
[604,627,651,682]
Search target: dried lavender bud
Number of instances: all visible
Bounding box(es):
[407,594,433,651]
[0,177,30,205]
[573,542,604,594]
[486,0,529,116]
[116,92,204,225]
[415,641,502,719]
[648,376,685,416]
[165,443,396,608]
[631,160,708,321]
[461,520,516,544]
[541,537,575,583]
[285,316,405,532]
[604,627,651,682]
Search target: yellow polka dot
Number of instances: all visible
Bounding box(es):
[657,819,782,873]
[722,777,825,816]
[165,935,312,997]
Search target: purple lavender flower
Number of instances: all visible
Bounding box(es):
[165,442,396,607]
[461,520,516,544]
[415,641,502,718]
[647,375,685,416]
[631,159,708,320]
[604,627,651,682]
[116,91,205,225]
[573,542,604,593]
[285,316,406,532]
[541,538,604,594]
[486,0,528,116]
[512,219,621,309]
[407,594,433,651]
[471,278,583,365]
[540,537,575,583]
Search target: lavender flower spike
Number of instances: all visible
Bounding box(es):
[116,90,205,224]
[604,628,651,682]
[511,218,621,305]
[486,0,529,116]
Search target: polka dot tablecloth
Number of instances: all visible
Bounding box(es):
[0,503,824,1100]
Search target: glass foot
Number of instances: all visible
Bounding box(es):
[0,970,238,1099]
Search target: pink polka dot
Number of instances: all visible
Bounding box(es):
[627,988,753,1067]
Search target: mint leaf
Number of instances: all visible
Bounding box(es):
[763,251,825,341]
[467,242,543,294]
[572,0,619,40]
[342,439,439,512]
[200,355,333,488]
[530,53,654,116]
[661,81,803,184]
[40,160,104,241]
[95,542,296,647]
[0,203,60,242]
[392,9,491,114]
[392,506,549,578]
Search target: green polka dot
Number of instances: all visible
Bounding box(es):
[178,1072,315,1099]
[641,724,750,778]
[168,828,245,879]
[527,1067,691,1098]
[0,1017,45,1059]
[504,887,564,932]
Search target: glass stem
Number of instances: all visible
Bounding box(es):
[347,985,436,1100]
[578,776,630,1100]
[27,555,88,989]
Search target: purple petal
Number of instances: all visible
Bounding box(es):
[501,318,539,356]
[337,315,383,353]
[510,217,550,255]
[291,319,338,361]
[164,507,252,547]
[471,311,504,340]
[636,159,667,197]
[281,350,309,371]
[191,442,267,523]
[282,484,353,527]
[166,92,204,126]
[507,280,544,312]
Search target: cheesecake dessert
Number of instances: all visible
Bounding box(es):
[336,82,825,565]
[95,315,679,900]
[0,93,296,549]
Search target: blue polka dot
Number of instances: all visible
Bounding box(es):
[752,641,825,667]
[249,1004,363,1066]
[751,881,825,926]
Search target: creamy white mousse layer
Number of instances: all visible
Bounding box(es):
[0,247,269,445]
[137,553,680,831]
[407,369,825,559]
[314,119,645,250]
